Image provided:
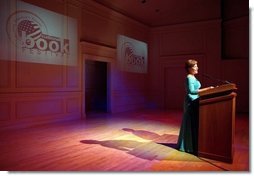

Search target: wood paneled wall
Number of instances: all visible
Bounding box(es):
[0,0,248,128]
[148,20,248,112]
[0,60,82,127]
[80,0,149,47]
[81,41,147,114]
[0,0,149,127]
[0,0,83,127]
[79,0,149,114]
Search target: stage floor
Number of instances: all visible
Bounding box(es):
[0,110,249,171]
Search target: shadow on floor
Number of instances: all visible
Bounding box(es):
[80,128,199,162]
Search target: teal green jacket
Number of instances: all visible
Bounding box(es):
[186,75,201,101]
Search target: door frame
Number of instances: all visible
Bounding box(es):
[82,54,112,117]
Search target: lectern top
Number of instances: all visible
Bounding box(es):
[199,83,237,97]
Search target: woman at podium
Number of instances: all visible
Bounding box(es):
[177,59,213,155]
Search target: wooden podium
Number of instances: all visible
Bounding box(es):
[198,83,237,163]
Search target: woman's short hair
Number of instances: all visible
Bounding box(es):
[185,59,197,73]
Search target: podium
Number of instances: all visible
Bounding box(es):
[198,83,237,163]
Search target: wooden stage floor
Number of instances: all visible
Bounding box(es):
[0,110,249,171]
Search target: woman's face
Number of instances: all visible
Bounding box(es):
[189,64,198,75]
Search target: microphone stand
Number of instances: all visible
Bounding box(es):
[202,74,231,85]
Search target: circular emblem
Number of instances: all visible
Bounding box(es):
[6,10,48,47]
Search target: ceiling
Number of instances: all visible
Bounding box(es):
[93,0,221,27]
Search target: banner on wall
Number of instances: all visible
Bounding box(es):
[117,35,147,73]
[0,0,77,66]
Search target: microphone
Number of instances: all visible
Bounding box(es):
[202,74,231,84]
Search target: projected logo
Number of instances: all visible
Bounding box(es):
[122,42,145,71]
[117,35,147,73]
[5,9,74,65]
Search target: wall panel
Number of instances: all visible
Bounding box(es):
[0,92,82,128]
[16,99,64,119]
[149,19,248,112]
[16,63,64,88]
[160,30,204,56]
[0,0,82,127]
[79,1,149,114]
[0,102,11,121]
[66,97,81,113]
[66,66,81,88]
[221,59,249,113]
[222,17,249,59]
[81,41,147,114]
[0,60,11,88]
[80,0,148,47]
[149,20,220,110]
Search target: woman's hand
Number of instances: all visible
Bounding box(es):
[199,86,214,93]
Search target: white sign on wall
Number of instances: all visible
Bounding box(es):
[117,35,148,73]
[0,0,77,66]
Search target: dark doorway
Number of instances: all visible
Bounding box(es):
[85,60,107,113]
